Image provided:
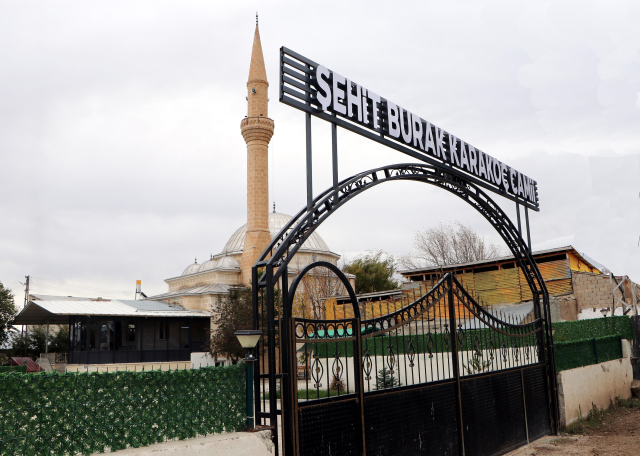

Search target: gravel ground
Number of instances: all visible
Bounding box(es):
[507,406,640,455]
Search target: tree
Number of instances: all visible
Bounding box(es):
[6,325,69,358]
[399,221,504,269]
[208,287,254,364]
[295,266,348,319]
[342,250,399,294]
[375,367,400,389]
[0,282,18,347]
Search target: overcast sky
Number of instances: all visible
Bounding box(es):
[1,0,639,300]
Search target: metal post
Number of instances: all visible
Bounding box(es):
[265,265,279,455]
[332,122,338,204]
[281,265,294,456]
[306,113,313,210]
[516,202,522,236]
[524,206,532,251]
[246,359,255,428]
[45,320,49,354]
[447,274,465,456]
[251,266,262,426]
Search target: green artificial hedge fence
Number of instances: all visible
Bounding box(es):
[551,316,634,342]
[554,335,622,372]
[0,365,27,373]
[0,365,246,456]
[307,327,538,359]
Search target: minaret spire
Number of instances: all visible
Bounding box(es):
[240,18,274,285]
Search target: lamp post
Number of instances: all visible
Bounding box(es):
[234,329,262,429]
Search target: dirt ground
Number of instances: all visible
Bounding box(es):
[508,407,640,456]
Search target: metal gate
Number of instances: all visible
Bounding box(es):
[284,271,551,456]
[250,163,558,455]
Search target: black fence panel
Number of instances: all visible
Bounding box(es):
[364,381,460,456]
[460,370,527,456]
[298,399,362,456]
[523,366,551,441]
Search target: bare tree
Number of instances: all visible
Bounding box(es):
[294,266,348,320]
[399,222,504,269]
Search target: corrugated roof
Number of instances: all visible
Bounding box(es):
[30,294,100,301]
[12,299,210,325]
[398,246,599,275]
[147,283,236,300]
[11,357,43,373]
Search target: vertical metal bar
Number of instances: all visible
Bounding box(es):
[306,113,313,210]
[516,202,522,237]
[281,265,294,456]
[252,266,262,425]
[266,265,279,455]
[290,318,300,456]
[447,274,465,456]
[524,206,532,252]
[353,317,367,456]
[332,122,339,205]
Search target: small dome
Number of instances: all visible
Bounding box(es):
[182,260,200,276]
[198,257,217,272]
[214,256,241,270]
[221,212,333,255]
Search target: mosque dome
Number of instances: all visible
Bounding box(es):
[214,256,241,270]
[182,260,200,276]
[198,257,217,272]
[221,212,334,256]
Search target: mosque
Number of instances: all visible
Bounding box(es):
[147,22,342,310]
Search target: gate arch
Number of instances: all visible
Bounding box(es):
[252,162,558,455]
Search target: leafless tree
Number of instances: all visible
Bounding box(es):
[399,222,504,269]
[294,266,348,319]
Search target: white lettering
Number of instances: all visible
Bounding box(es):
[387,101,401,138]
[478,150,487,179]
[346,80,363,122]
[367,91,381,129]
[315,65,331,111]
[399,107,413,144]
[332,73,347,115]
[468,146,478,175]
[448,135,460,166]
[424,122,436,155]
[459,142,470,171]
[412,117,424,150]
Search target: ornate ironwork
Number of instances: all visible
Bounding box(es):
[311,354,323,388]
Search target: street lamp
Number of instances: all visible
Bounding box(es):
[600,308,609,318]
[234,329,262,429]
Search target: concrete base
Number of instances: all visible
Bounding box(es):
[106,431,273,455]
[557,356,633,428]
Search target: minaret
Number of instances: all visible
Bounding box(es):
[240,18,274,285]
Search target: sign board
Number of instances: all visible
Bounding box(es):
[279,47,539,211]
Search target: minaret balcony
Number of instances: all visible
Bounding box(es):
[241,116,275,144]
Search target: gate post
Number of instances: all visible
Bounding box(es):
[353,317,367,455]
[281,265,295,456]
[447,274,465,456]
[265,265,280,454]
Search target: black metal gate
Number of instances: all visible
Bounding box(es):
[251,162,558,455]
[283,270,551,456]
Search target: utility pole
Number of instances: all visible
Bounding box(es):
[22,276,29,356]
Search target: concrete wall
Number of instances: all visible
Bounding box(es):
[108,430,273,456]
[66,362,190,373]
[571,271,622,313]
[557,340,633,427]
